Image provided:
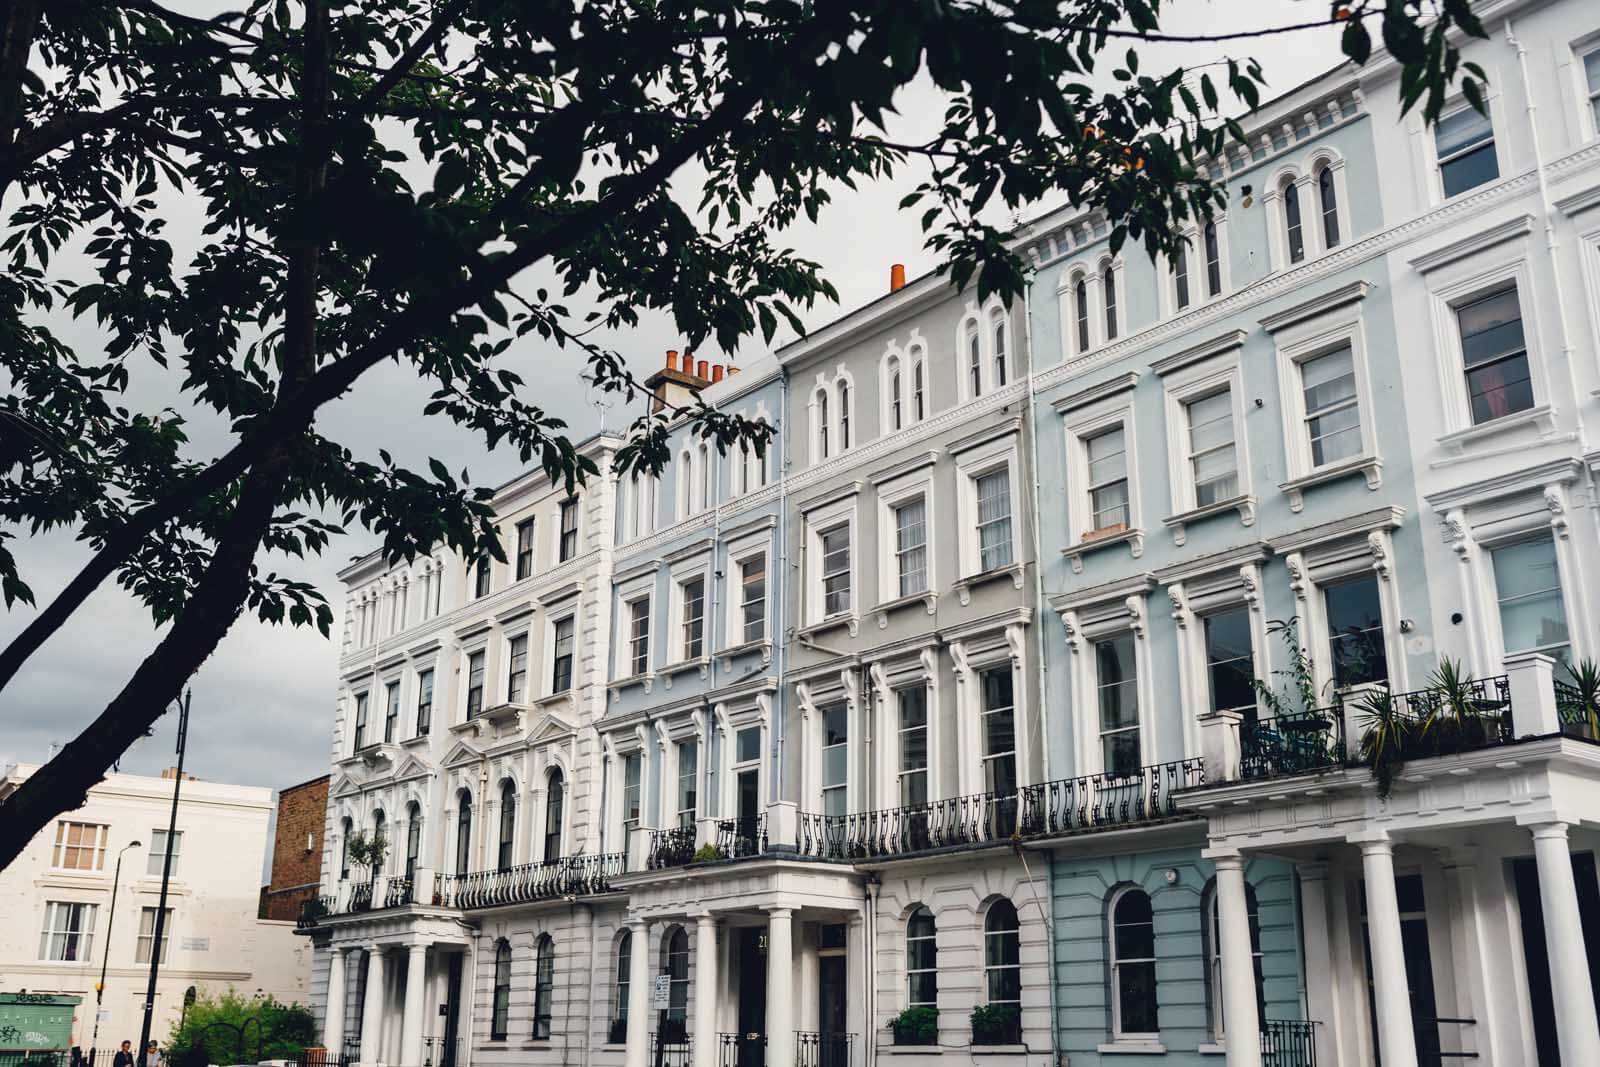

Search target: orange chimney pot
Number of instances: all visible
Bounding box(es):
[697,359,709,379]
[712,365,725,383]
[890,263,907,292]
[666,349,679,372]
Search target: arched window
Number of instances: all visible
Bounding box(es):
[677,450,693,519]
[697,443,710,511]
[983,900,1021,1014]
[1204,221,1222,298]
[910,347,927,422]
[965,321,983,398]
[498,780,516,871]
[838,381,852,451]
[1075,277,1090,352]
[1284,181,1305,264]
[339,816,353,880]
[533,934,555,1039]
[888,355,903,431]
[663,927,690,1039]
[371,810,386,877]
[1204,882,1265,1040]
[1318,164,1340,249]
[491,939,511,1040]
[613,931,633,1040]
[544,770,565,861]
[455,790,472,876]
[992,309,1009,386]
[1174,244,1191,311]
[405,802,421,881]
[907,906,938,1009]
[1110,887,1159,1038]
[816,389,830,459]
[1103,265,1118,341]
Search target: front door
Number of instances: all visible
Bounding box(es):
[818,925,848,1067]
[441,954,462,1067]
[735,928,767,1067]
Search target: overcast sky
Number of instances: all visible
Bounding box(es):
[0,3,1348,797]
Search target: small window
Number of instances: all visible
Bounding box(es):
[38,901,97,961]
[1075,277,1091,352]
[1111,889,1160,1037]
[740,554,767,644]
[465,651,486,719]
[147,828,182,877]
[677,742,698,827]
[614,931,633,1031]
[533,935,555,1039]
[497,779,516,871]
[1586,48,1600,134]
[983,900,1021,1013]
[980,668,1017,796]
[415,670,434,736]
[697,442,710,512]
[1186,389,1238,506]
[1318,165,1340,249]
[1174,244,1191,311]
[551,617,575,693]
[52,821,108,871]
[912,357,927,421]
[544,770,565,860]
[1456,286,1532,425]
[1284,182,1306,264]
[135,906,172,965]
[894,498,928,597]
[1203,221,1222,296]
[491,939,512,1040]
[821,525,851,617]
[405,803,422,879]
[1326,575,1387,687]
[838,382,852,451]
[1103,266,1119,341]
[559,498,579,561]
[816,388,831,459]
[1435,104,1498,197]
[622,754,642,846]
[1096,635,1140,776]
[898,688,929,807]
[889,356,903,431]
[455,790,472,876]
[352,691,370,750]
[340,816,353,879]
[507,635,528,704]
[515,519,535,580]
[680,577,706,660]
[1085,428,1130,536]
[628,598,651,676]
[976,470,1014,571]
[736,726,761,764]
[1301,346,1362,465]
[1203,609,1255,717]
[1492,534,1570,667]
[907,906,938,1009]
[992,309,1009,386]
[822,704,849,817]
[966,321,984,398]
[474,556,491,599]
[663,928,689,1029]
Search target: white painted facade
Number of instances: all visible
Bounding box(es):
[0,762,303,1052]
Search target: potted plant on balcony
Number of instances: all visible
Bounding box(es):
[1355,687,1406,799]
[1248,619,1340,772]
[890,1006,938,1046]
[346,828,389,881]
[1418,657,1483,754]
[691,843,725,863]
[970,1004,1020,1046]
[1561,659,1600,739]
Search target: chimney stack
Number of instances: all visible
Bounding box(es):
[712,365,725,384]
[890,263,907,292]
[666,349,679,372]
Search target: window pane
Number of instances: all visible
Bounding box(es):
[737,727,761,763]
[1458,289,1526,369]
[1204,609,1255,714]
[1326,575,1388,688]
[1436,106,1498,196]
[1086,428,1126,483]
[1493,536,1569,660]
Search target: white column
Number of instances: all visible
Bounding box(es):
[765,908,795,1067]
[1361,840,1419,1067]
[624,920,652,1067]
[1297,864,1343,1067]
[1531,822,1600,1065]
[325,946,349,1049]
[400,945,428,1067]
[1213,853,1262,1067]
[693,916,718,1067]
[360,946,388,1064]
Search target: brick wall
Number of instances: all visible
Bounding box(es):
[259,774,331,920]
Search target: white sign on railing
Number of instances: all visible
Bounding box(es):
[652,975,671,1010]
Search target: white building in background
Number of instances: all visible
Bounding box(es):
[0,763,306,1051]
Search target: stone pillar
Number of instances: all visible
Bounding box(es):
[693,916,718,1067]
[1506,652,1560,736]
[324,946,349,1049]
[765,908,795,1067]
[360,946,388,1064]
[624,920,652,1067]
[1296,864,1343,1067]
[1531,822,1600,1065]
[1199,710,1242,783]
[400,945,428,1067]
[1213,852,1261,1067]
[1360,840,1419,1067]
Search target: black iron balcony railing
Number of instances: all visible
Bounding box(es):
[434,851,626,908]
[1388,674,1513,758]
[1261,1019,1316,1067]
[1020,759,1205,835]
[718,1033,766,1067]
[348,880,374,913]
[795,1032,851,1067]
[296,894,334,930]
[717,814,768,858]
[649,1032,692,1067]
[1240,708,1346,781]
[649,825,698,868]
[384,877,414,908]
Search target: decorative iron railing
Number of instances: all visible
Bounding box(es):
[1387,674,1513,757]
[1261,1019,1316,1067]
[718,1033,766,1067]
[649,825,698,868]
[717,814,768,859]
[1554,681,1600,739]
[649,1033,692,1067]
[1020,759,1205,835]
[1240,708,1346,780]
[795,1032,851,1067]
[796,790,1018,861]
[434,852,626,908]
[348,881,374,913]
[419,1036,461,1067]
[384,877,414,908]
[296,894,334,929]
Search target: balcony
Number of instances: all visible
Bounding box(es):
[717,814,768,859]
[295,894,335,930]
[383,876,414,908]
[1260,1019,1316,1067]
[650,1033,692,1067]
[648,825,698,869]
[795,1032,851,1067]
[434,852,626,908]
[718,1034,764,1067]
[1021,759,1204,836]
[1241,708,1346,780]
[348,880,374,913]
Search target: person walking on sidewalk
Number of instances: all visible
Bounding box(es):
[113,1041,135,1067]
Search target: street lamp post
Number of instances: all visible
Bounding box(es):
[138,691,190,1057]
[91,840,143,1056]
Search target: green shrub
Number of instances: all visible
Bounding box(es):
[970,1003,1020,1045]
[692,844,724,863]
[163,990,315,1065]
[891,1006,938,1045]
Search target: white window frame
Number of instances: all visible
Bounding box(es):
[1059,376,1143,574]
[714,696,772,825]
[1269,285,1382,511]
[546,608,578,696]
[669,565,711,667]
[1099,256,1124,345]
[51,821,108,871]
[1054,582,1155,777]
[1158,343,1254,543]
[1577,38,1600,140]
[1107,885,1160,1041]
[461,643,488,722]
[953,435,1021,585]
[865,646,942,810]
[1431,96,1500,203]
[956,300,1012,402]
[882,344,906,434]
[1162,220,1229,316]
[723,520,775,654]
[1160,550,1271,760]
[625,595,652,679]
[801,491,859,633]
[504,630,530,705]
[796,670,860,816]
[907,335,929,424]
[38,900,97,962]
[675,448,694,521]
[947,620,1031,796]
[873,457,938,618]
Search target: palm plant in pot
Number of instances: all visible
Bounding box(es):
[1356,687,1407,799]
[1425,657,1485,753]
[1561,658,1600,739]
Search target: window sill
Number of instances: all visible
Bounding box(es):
[874,590,938,629]
[718,639,773,669]
[659,657,710,689]
[1097,1041,1167,1055]
[533,689,575,710]
[1197,1043,1226,1056]
[519,1041,552,1050]
[1278,454,1382,513]
[1435,404,1556,458]
[402,733,432,748]
[1063,528,1145,575]
[953,562,1025,606]
[608,671,656,696]
[882,1046,942,1056]
[1163,494,1256,546]
[799,612,859,640]
[969,1046,1028,1056]
[601,1045,628,1053]
[480,1042,509,1050]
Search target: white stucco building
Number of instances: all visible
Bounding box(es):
[0,763,306,1052]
